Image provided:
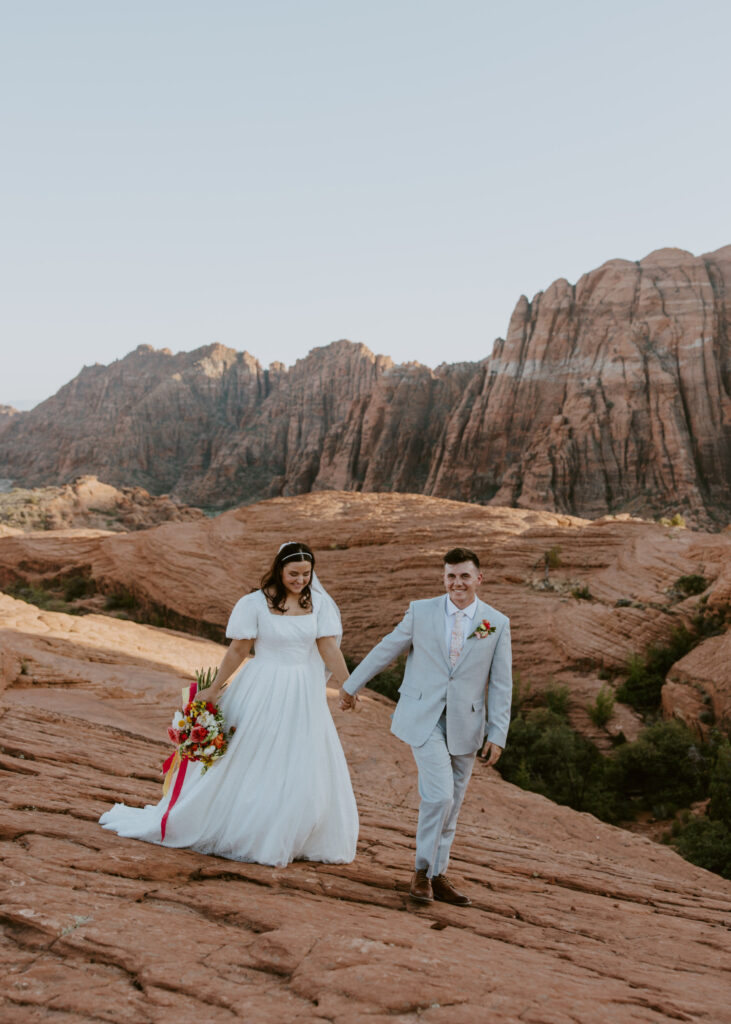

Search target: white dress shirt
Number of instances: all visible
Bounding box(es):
[444,594,477,657]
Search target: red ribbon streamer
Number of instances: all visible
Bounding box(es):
[160,681,198,841]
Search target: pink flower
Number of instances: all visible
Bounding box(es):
[167,727,184,744]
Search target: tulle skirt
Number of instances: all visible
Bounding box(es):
[99,653,359,866]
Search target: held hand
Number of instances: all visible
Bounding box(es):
[339,686,358,712]
[478,740,503,767]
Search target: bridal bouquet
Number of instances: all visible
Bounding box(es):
[160,668,234,840]
[167,698,229,773]
[165,667,234,774]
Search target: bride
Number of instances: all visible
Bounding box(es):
[99,541,359,866]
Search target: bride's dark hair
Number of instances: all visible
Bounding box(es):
[260,542,315,614]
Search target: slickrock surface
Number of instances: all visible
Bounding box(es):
[0,492,729,735]
[0,475,206,533]
[1,247,729,526]
[1,592,730,1023]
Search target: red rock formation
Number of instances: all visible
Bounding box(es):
[1,247,730,526]
[432,247,731,529]
[1,590,730,1022]
[1,491,729,737]
[0,475,205,532]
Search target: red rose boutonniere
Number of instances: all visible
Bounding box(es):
[468,619,496,640]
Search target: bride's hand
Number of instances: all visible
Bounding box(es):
[339,687,358,712]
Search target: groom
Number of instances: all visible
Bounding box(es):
[340,547,512,906]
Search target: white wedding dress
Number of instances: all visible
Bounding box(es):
[99,589,359,866]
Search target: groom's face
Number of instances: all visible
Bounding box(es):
[443,560,482,608]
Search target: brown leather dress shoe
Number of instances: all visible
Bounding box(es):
[431,874,472,906]
[409,869,434,902]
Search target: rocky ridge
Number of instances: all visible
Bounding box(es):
[1,247,730,527]
[1,591,730,1023]
[0,491,728,737]
[0,475,205,534]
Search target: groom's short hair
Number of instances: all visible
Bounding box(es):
[444,547,480,569]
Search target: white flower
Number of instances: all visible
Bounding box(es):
[198,711,216,729]
[203,745,216,756]
[171,713,187,730]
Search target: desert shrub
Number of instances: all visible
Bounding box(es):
[659,513,686,528]
[588,684,615,727]
[63,575,93,601]
[708,741,731,827]
[605,720,711,815]
[544,547,562,570]
[542,682,571,718]
[571,585,592,601]
[104,588,138,611]
[672,818,731,879]
[674,574,709,597]
[9,583,68,612]
[616,627,696,713]
[497,708,618,820]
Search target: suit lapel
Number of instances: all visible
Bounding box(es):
[433,596,452,670]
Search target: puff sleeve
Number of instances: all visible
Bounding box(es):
[226,592,259,640]
[315,592,342,639]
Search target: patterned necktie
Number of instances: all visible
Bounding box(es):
[449,610,465,666]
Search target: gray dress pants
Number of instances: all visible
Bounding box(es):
[411,711,477,877]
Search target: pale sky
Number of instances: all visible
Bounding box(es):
[2,0,730,407]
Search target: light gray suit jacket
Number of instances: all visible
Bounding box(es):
[344,596,512,755]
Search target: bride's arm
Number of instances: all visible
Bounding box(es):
[195,638,254,703]
[316,636,350,687]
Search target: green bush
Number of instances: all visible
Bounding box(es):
[588,684,615,727]
[542,682,571,718]
[605,720,711,814]
[104,588,138,611]
[671,818,731,879]
[571,585,592,601]
[674,574,709,597]
[616,627,696,712]
[497,708,619,821]
[544,547,562,570]
[63,575,93,601]
[708,742,731,827]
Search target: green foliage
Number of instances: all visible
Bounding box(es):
[63,574,93,601]
[544,547,562,570]
[571,585,592,601]
[659,513,686,528]
[497,708,619,821]
[104,588,138,611]
[605,720,711,815]
[616,627,696,713]
[8,582,70,613]
[588,684,615,727]
[674,574,709,597]
[671,818,731,879]
[542,682,570,718]
[194,667,218,691]
[708,742,731,827]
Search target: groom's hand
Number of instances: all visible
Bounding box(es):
[339,687,358,712]
[478,741,503,767]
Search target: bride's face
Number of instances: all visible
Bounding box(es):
[282,560,312,596]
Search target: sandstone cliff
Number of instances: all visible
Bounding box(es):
[1,246,730,526]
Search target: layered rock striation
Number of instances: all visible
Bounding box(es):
[1,247,730,525]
